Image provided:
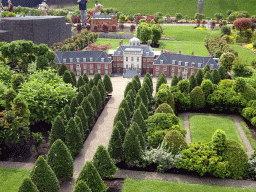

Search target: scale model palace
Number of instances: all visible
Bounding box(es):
[55,37,219,78]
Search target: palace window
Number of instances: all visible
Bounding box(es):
[163,66,167,71]
[156,66,159,71]
[70,65,73,70]
[105,64,108,69]
[83,58,86,62]
[70,58,73,62]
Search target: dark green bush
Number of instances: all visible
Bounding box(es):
[30,156,60,192]
[201,79,213,98]
[190,86,205,110]
[18,177,39,192]
[103,74,113,93]
[204,71,213,82]
[124,82,135,98]
[173,91,191,112]
[177,79,190,93]
[131,109,146,134]
[74,116,84,137]
[63,71,73,85]
[81,97,94,125]
[77,76,85,89]
[189,73,197,91]
[108,125,123,163]
[139,102,149,120]
[125,94,133,112]
[196,69,204,86]
[49,116,66,147]
[72,180,91,192]
[64,104,72,121]
[218,65,226,80]
[88,93,96,112]
[156,84,175,112]
[76,92,84,105]
[155,103,174,114]
[212,69,221,84]
[233,77,246,93]
[114,108,127,127]
[171,75,179,87]
[47,139,74,181]
[203,64,211,75]
[93,73,102,86]
[92,86,102,110]
[70,97,78,117]
[119,98,131,121]
[58,110,68,125]
[76,161,108,192]
[88,79,94,90]
[138,87,149,108]
[97,80,106,104]
[75,106,88,136]
[83,73,89,84]
[135,94,142,109]
[212,129,227,154]
[130,122,145,150]
[58,63,68,76]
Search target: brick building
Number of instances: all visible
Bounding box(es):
[91,14,118,32]
[54,50,112,76]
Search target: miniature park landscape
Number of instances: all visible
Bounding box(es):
[2,0,256,192]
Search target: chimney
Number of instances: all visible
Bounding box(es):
[179,50,181,55]
[147,40,150,46]
[119,41,122,46]
[121,39,123,45]
[192,51,194,55]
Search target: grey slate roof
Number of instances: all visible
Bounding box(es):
[92,15,112,19]
[154,53,219,69]
[113,45,154,57]
[54,51,112,64]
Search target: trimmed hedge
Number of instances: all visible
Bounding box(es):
[131,109,146,134]
[155,103,174,114]
[103,74,113,93]
[108,125,123,162]
[114,108,127,127]
[81,97,94,125]
[49,116,66,147]
[18,177,39,192]
[72,180,92,192]
[190,86,205,110]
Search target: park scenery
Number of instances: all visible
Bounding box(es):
[1,0,256,192]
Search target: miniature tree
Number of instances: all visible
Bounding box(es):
[203,64,211,75]
[214,13,223,22]
[132,78,139,93]
[196,69,204,86]
[64,104,72,121]
[130,122,145,150]
[79,85,88,98]
[75,106,89,136]
[178,75,183,81]
[124,82,135,97]
[65,117,83,158]
[76,161,108,192]
[30,156,60,192]
[218,65,226,80]
[92,145,117,179]
[204,71,213,83]
[156,73,167,92]
[138,87,149,108]
[133,75,141,89]
[131,109,146,134]
[92,86,102,110]
[155,103,174,114]
[83,73,89,84]
[47,139,74,181]
[171,75,179,87]
[11,73,24,92]
[18,177,39,192]
[88,79,94,90]
[201,79,213,98]
[70,71,77,87]
[108,125,123,162]
[139,102,149,120]
[81,97,94,125]
[74,115,84,137]
[88,93,96,112]
[58,110,68,125]
[103,74,113,93]
[63,70,73,85]
[177,79,190,94]
[58,63,68,76]
[119,98,131,122]
[142,81,151,102]
[234,17,252,33]
[212,129,227,154]
[76,92,84,105]
[190,86,206,110]
[93,73,102,86]
[70,97,78,117]
[125,94,133,112]
[97,80,106,104]
[72,180,92,192]
[114,121,126,143]
[145,73,153,87]
[135,94,142,110]
[219,52,236,72]
[77,76,85,89]
[143,76,153,94]
[212,69,221,84]
[127,89,135,102]
[189,73,197,91]
[114,108,127,128]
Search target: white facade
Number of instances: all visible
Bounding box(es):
[123,48,143,69]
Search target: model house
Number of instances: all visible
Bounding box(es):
[91,14,118,32]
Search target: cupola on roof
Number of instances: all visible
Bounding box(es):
[129,37,140,46]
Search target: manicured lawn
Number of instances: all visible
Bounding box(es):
[230,44,256,65]
[240,121,256,151]
[0,168,31,192]
[122,179,256,192]
[178,116,184,129]
[189,115,245,149]
[163,26,221,42]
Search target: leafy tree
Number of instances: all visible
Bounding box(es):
[65,117,83,158]
[108,125,123,162]
[97,80,106,104]
[92,86,102,110]
[124,82,135,98]
[93,73,102,86]
[18,177,39,192]
[137,23,152,44]
[234,17,252,33]
[177,79,190,93]
[103,74,113,93]
[114,108,127,127]
[77,76,85,89]
[81,97,94,125]
[70,71,76,87]
[203,64,211,75]
[151,24,162,44]
[175,13,183,21]
[189,73,197,91]
[130,122,145,150]
[214,13,223,22]
[125,93,133,112]
[196,69,204,86]
[212,69,221,84]
[30,156,60,192]
[63,70,73,85]
[70,97,78,117]
[76,92,84,105]
[36,55,49,70]
[171,75,179,87]
[219,52,236,72]
[221,26,231,35]
[83,73,89,84]
[138,87,149,108]
[135,94,142,109]
[75,106,89,136]
[49,116,66,147]
[88,79,94,90]
[131,109,146,134]
[47,139,74,181]
[72,180,92,192]
[190,86,205,110]
[76,161,108,192]
[64,104,72,121]
[195,13,204,20]
[88,93,96,112]
[204,71,213,82]
[119,98,131,122]
[92,145,117,179]
[139,102,149,120]
[201,79,213,98]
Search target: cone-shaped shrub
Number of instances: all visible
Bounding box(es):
[218,65,226,80]
[64,104,72,120]
[124,82,135,97]
[30,156,60,192]
[156,74,167,92]
[92,86,102,110]
[125,94,133,112]
[88,93,96,112]
[130,122,145,150]
[88,79,94,90]
[76,92,84,105]
[18,177,39,192]
[74,115,84,137]
[196,69,204,86]
[203,64,211,75]
[97,80,106,104]
[127,89,135,104]
[75,107,88,135]
[133,75,141,89]
[81,97,94,125]
[119,98,131,122]
[49,116,66,147]
[58,110,68,125]
[114,121,126,143]
[138,87,149,108]
[58,63,68,76]
[108,125,123,162]
[212,69,221,84]
[212,129,227,154]
[93,73,102,86]
[85,83,91,95]
[123,128,142,165]
[132,78,139,93]
[178,75,183,81]
[189,73,197,92]
[135,94,142,109]
[143,76,153,94]
[155,103,174,114]
[190,86,205,110]
[63,70,73,85]
[70,71,77,87]
[171,75,179,87]
[47,139,74,181]
[139,102,149,120]
[76,161,108,192]
[65,117,83,158]
[83,73,89,84]
[103,74,113,93]
[79,85,88,98]
[70,97,78,117]
[131,109,146,134]
[92,145,117,179]
[204,71,213,82]
[145,72,153,86]
[72,180,92,192]
[142,81,151,102]
[114,108,127,127]
[77,76,85,89]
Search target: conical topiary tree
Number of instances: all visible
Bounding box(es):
[76,161,108,192]
[72,180,92,192]
[145,72,153,86]
[124,82,135,98]
[212,69,221,84]
[125,94,133,112]
[178,75,183,81]
[190,86,206,110]
[97,80,106,104]
[70,71,77,87]
[159,72,167,83]
[92,86,102,110]
[127,89,135,102]
[108,126,123,162]
[75,106,89,136]
[135,94,142,109]
[119,98,131,122]
[218,65,226,80]
[46,139,74,181]
[18,177,39,192]
[114,121,126,143]
[85,83,91,95]
[103,74,113,93]
[204,71,213,83]
[49,116,66,147]
[138,87,149,108]
[30,156,60,192]
[76,92,84,105]
[130,122,145,150]
[139,102,149,120]
[63,70,73,85]
[114,108,127,127]
[92,145,117,179]
[142,81,151,102]
[77,76,85,89]
[133,75,141,89]
[79,85,88,98]
[171,75,179,87]
[65,117,83,158]
[58,110,68,125]
[88,93,96,112]
[74,115,84,137]
[81,97,94,125]
[132,78,139,93]
[83,73,89,84]
[143,76,153,94]
[196,69,204,86]
[189,73,197,92]
[203,64,211,75]
[156,74,167,93]
[64,104,72,121]
[131,109,146,134]
[88,79,94,90]
[70,97,78,117]
[123,128,142,166]
[58,63,68,76]
[93,73,102,86]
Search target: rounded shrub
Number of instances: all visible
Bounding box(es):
[155,103,174,114]
[30,156,60,192]
[108,125,123,163]
[196,69,204,86]
[49,116,66,147]
[93,73,102,86]
[70,97,78,117]
[233,77,246,93]
[88,93,96,112]
[76,92,84,105]
[219,52,236,72]
[58,63,68,76]
[75,107,88,136]
[81,97,94,125]
[114,108,127,127]
[131,108,146,134]
[72,180,91,192]
[130,122,145,150]
[77,76,85,89]
[177,79,190,93]
[83,73,89,84]
[139,102,149,120]
[18,177,39,192]
[92,86,102,110]
[47,139,74,181]
[190,86,205,110]
[63,70,73,85]
[161,130,188,155]
[201,79,213,98]
[97,80,106,104]
[212,129,227,154]
[119,98,131,121]
[171,75,179,87]
[189,73,197,91]
[103,74,113,93]
[148,129,168,148]
[156,84,175,112]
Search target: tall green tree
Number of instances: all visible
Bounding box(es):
[131,109,146,134]
[75,106,89,136]
[114,108,127,127]
[124,82,135,97]
[203,64,211,75]
[18,177,39,192]
[218,65,226,80]
[70,71,76,87]
[130,122,145,150]
[103,74,113,93]
[81,97,94,125]
[119,98,131,122]
[93,73,102,86]
[97,80,106,104]
[92,86,102,110]
[108,125,123,162]
[49,116,66,147]
[77,76,85,89]
[133,75,141,89]
[139,102,149,120]
[72,180,91,192]
[125,94,133,112]
[70,97,78,117]
[88,93,96,112]
[83,73,89,84]
[196,69,204,86]
[138,87,149,108]
[76,92,84,105]
[88,79,94,90]
[189,73,197,91]
[64,104,72,120]
[58,63,68,76]
[135,94,142,110]
[171,75,179,87]
[63,71,73,85]
[212,69,221,84]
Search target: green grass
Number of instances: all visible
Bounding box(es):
[178,116,184,129]
[230,44,256,65]
[240,121,256,151]
[0,168,31,192]
[122,179,256,192]
[189,115,245,149]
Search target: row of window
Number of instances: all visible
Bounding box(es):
[63,58,106,63]
[113,63,124,67]
[68,64,109,70]
[113,57,154,62]
[159,60,215,69]
[155,66,194,73]
[82,70,109,74]
[155,72,177,77]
